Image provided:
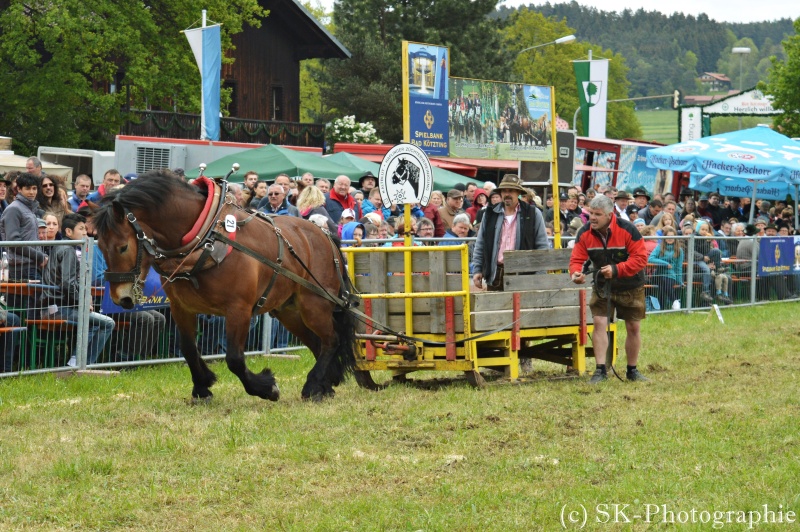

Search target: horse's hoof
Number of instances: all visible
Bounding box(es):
[190,395,213,405]
[267,384,280,402]
[192,388,213,400]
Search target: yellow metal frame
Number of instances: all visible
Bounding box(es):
[343,243,615,381]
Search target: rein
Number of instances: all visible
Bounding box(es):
[105,174,589,351]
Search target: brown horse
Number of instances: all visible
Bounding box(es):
[91,169,357,401]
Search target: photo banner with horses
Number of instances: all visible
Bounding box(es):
[402,41,450,157]
[448,78,554,162]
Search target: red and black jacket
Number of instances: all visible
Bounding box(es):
[569,214,648,291]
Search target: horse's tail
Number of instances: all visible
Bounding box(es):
[330,299,357,385]
[327,235,359,385]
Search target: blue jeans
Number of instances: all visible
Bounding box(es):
[2,312,22,372]
[696,261,713,293]
[55,307,115,365]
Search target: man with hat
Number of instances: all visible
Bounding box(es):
[677,186,693,213]
[358,171,377,196]
[614,190,632,221]
[439,188,465,231]
[696,194,713,221]
[569,194,649,384]
[472,174,548,291]
[452,182,471,209]
[754,216,769,236]
[632,187,650,210]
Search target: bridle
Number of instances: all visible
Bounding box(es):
[102,206,160,304]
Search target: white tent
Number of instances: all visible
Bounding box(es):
[0,154,73,181]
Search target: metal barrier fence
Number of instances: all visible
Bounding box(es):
[1,233,794,378]
[0,238,303,378]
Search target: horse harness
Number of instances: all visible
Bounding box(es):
[107,178,563,351]
[105,178,355,316]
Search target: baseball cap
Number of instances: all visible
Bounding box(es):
[447,189,464,199]
[341,208,356,219]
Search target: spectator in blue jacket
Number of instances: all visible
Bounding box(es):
[648,226,684,310]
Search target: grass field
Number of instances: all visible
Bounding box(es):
[2,303,800,530]
[635,109,679,145]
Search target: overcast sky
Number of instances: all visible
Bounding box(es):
[311,0,798,24]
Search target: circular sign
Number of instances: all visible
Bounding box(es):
[378,143,433,208]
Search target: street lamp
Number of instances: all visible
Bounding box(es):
[732,46,751,130]
[517,34,576,57]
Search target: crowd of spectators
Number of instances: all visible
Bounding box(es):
[3,158,799,372]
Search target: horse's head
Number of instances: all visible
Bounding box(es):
[92,198,151,310]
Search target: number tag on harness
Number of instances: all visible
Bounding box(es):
[225,215,237,233]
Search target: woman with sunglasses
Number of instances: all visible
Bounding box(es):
[36,175,70,223]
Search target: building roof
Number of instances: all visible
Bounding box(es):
[266,0,350,60]
[699,72,731,82]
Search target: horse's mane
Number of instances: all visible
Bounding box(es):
[93,169,204,237]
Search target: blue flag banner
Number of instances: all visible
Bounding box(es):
[101,268,170,313]
[758,237,794,276]
[185,24,221,141]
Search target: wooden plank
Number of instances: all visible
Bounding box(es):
[387,297,464,314]
[470,288,582,312]
[504,249,572,273]
[352,253,372,275]
[387,314,464,334]
[385,249,464,274]
[368,252,387,329]
[470,306,582,332]
[428,250,446,334]
[504,273,573,292]
[386,274,462,293]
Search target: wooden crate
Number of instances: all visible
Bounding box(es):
[470,248,587,332]
[350,248,467,335]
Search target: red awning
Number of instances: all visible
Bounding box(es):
[436,157,518,171]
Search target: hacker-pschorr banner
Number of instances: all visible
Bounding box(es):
[448,77,554,161]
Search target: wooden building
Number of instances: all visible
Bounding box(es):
[223,0,350,123]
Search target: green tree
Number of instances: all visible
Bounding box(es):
[299,1,330,123]
[505,9,641,139]
[763,18,800,137]
[0,0,265,153]
[318,0,510,143]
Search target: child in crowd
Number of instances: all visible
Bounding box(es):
[648,226,684,310]
[696,220,731,304]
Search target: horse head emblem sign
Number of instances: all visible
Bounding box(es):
[378,143,433,208]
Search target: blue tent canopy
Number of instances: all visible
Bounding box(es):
[647,126,800,183]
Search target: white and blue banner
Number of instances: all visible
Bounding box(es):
[185,24,221,141]
[689,173,797,202]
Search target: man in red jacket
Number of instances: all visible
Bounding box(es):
[569,195,649,384]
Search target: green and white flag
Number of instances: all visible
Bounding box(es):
[573,59,609,138]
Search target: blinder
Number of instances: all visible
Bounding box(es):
[103,208,159,301]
